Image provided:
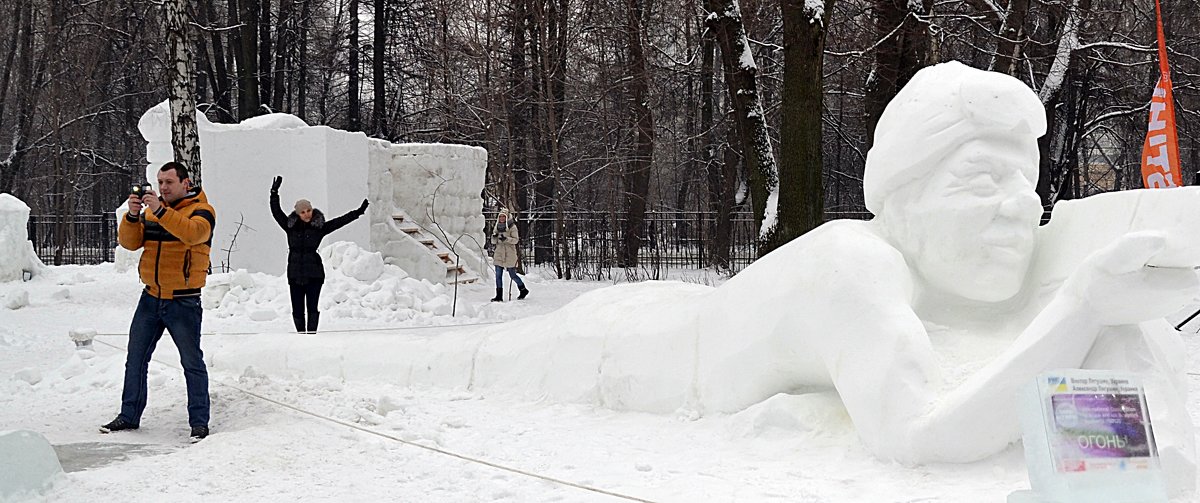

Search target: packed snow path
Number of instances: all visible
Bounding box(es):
[87,332,656,503]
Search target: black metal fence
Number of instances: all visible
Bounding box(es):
[490,210,874,279]
[27,214,118,265]
[26,211,878,272]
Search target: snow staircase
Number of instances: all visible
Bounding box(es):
[391,211,479,285]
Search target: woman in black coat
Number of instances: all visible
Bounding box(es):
[270,176,369,333]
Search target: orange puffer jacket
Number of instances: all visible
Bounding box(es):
[118,190,216,299]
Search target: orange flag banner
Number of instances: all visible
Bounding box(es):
[1141,0,1183,188]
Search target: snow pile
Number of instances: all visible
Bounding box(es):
[111,208,142,273]
[0,193,46,282]
[0,430,63,499]
[233,113,309,130]
[202,241,474,324]
[4,290,29,310]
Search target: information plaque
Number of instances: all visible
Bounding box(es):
[1009,370,1168,503]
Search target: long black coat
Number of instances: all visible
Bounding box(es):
[271,193,365,284]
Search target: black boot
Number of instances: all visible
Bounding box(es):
[491,288,503,302]
[292,314,305,333]
[518,287,529,300]
[306,312,320,334]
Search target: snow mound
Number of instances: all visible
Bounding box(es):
[321,241,384,282]
[726,392,852,438]
[203,241,474,324]
[236,113,310,130]
[4,290,29,310]
[0,430,62,500]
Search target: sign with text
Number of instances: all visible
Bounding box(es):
[1012,370,1167,503]
[1044,376,1157,473]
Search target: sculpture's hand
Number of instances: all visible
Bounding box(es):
[1064,231,1199,326]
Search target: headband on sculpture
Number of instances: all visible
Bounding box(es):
[862,61,1047,215]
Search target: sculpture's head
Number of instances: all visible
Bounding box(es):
[865,61,1046,302]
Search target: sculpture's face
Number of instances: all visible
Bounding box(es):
[886,138,1043,302]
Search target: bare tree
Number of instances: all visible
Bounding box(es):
[705,0,779,253]
[620,0,654,266]
[235,0,262,119]
[766,0,834,254]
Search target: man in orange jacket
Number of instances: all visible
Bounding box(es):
[101,161,215,442]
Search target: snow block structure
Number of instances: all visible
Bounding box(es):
[0,430,63,499]
[0,193,46,282]
[137,101,488,285]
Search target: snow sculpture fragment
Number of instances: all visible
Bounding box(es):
[0,193,46,282]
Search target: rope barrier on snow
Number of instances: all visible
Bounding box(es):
[89,337,657,503]
[90,320,506,337]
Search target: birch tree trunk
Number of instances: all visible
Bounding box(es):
[163,0,202,184]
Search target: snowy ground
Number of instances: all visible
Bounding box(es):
[2,262,1198,502]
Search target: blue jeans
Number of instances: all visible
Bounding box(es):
[494,265,525,290]
[119,291,209,427]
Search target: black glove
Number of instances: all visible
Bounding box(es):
[270,176,283,193]
[358,199,370,212]
[497,234,506,242]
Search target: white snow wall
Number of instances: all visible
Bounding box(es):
[138,101,487,283]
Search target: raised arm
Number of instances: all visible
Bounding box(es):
[322,199,369,235]
[269,176,288,230]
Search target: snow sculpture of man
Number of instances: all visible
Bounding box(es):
[688,60,1199,481]
[462,61,1198,491]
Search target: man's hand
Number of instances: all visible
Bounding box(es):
[127,194,143,216]
[271,176,283,193]
[1065,231,1200,326]
[142,190,162,214]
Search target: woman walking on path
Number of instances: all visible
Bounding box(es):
[491,210,529,302]
[270,176,369,332]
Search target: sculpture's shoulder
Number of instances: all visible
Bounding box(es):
[731,219,911,297]
[783,219,908,274]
